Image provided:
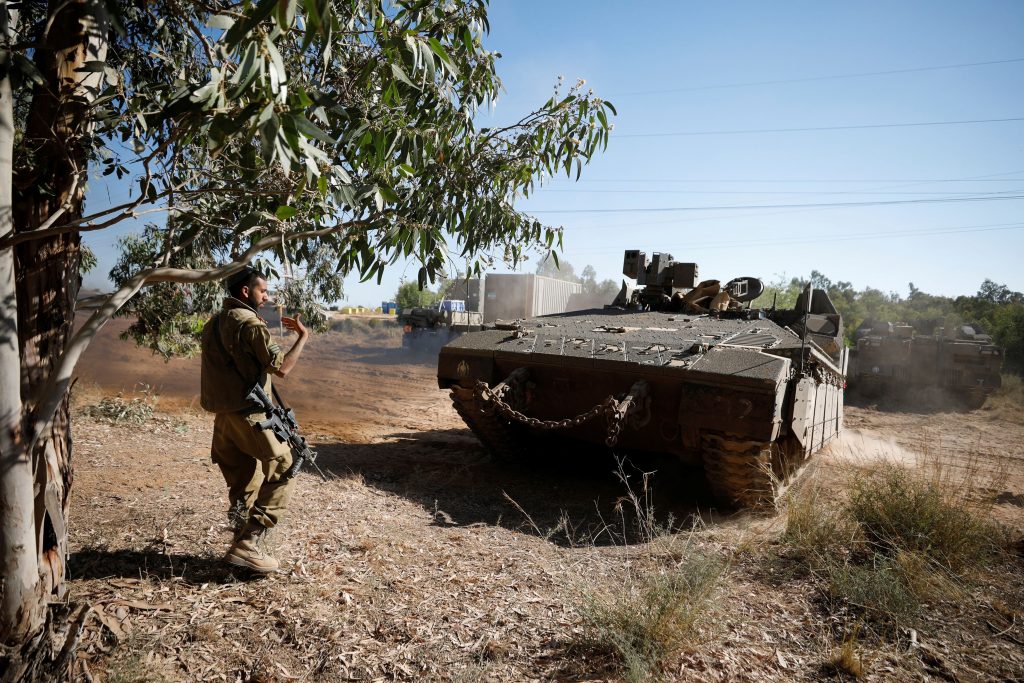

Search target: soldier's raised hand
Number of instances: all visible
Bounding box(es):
[281,312,308,337]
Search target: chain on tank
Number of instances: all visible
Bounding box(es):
[472,380,644,447]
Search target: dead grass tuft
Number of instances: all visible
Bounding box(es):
[85,394,155,425]
[784,481,861,567]
[573,458,726,682]
[579,555,725,683]
[825,629,865,679]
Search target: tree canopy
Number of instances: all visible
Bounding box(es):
[8,0,615,440]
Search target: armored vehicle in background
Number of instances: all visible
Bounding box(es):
[437,250,847,508]
[849,320,1002,407]
[400,302,483,351]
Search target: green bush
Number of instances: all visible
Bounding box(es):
[847,466,1002,571]
[785,465,1006,631]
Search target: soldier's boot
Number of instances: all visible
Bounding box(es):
[224,521,279,573]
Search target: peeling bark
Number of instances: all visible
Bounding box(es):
[0,0,107,673]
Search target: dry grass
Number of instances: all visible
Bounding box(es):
[60,357,1024,682]
[578,555,725,683]
[847,464,1005,571]
[329,314,401,338]
[825,629,865,679]
[572,459,727,682]
[983,373,1024,424]
[84,394,155,425]
[786,460,1009,631]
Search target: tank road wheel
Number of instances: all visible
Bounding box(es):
[701,433,807,510]
[449,386,528,460]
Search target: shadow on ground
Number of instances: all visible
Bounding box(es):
[68,548,268,584]
[845,388,979,414]
[312,429,727,547]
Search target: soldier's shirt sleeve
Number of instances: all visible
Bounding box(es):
[242,322,285,373]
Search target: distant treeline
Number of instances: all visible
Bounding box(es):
[753,272,1024,373]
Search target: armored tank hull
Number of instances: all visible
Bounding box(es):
[438,305,846,508]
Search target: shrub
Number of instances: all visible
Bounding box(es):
[826,553,922,625]
[85,395,154,425]
[847,465,1002,571]
[580,555,725,682]
[783,484,861,567]
[786,465,1006,632]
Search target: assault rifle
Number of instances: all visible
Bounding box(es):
[245,383,325,481]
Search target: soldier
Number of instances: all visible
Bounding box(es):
[200,266,309,573]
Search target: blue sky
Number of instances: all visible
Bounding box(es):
[83,0,1024,305]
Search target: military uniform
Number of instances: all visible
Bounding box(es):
[201,298,294,529]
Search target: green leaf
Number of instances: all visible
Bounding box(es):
[275,205,298,220]
[264,36,287,85]
[390,63,417,89]
[292,114,337,145]
[426,37,453,65]
[237,212,266,233]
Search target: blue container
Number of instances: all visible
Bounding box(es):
[381,301,397,313]
[440,299,466,313]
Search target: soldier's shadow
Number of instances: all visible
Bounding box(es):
[311,429,723,547]
[67,548,263,584]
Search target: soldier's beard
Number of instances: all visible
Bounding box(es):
[245,292,262,310]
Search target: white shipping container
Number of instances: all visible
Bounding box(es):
[483,273,582,322]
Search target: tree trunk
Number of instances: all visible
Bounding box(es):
[0,0,107,677]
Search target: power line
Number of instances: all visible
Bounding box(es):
[614,116,1024,138]
[610,57,1024,97]
[568,221,1024,255]
[546,177,1024,184]
[535,189,1022,197]
[529,194,1024,215]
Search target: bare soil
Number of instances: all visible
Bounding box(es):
[65,316,1024,681]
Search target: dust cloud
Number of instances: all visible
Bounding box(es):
[825,428,920,468]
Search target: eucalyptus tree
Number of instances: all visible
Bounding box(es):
[0,0,613,674]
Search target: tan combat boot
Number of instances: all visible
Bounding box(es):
[224,521,279,573]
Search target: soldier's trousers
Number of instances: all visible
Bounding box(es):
[211,411,296,528]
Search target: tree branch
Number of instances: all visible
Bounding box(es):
[26,219,371,452]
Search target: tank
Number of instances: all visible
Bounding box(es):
[437,250,848,508]
[400,304,484,351]
[848,320,1002,407]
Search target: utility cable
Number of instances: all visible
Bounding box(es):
[528,194,1024,215]
[615,116,1024,138]
[611,56,1024,97]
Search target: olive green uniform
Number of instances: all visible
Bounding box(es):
[200,298,294,528]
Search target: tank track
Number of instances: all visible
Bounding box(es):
[449,386,527,460]
[701,432,808,510]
